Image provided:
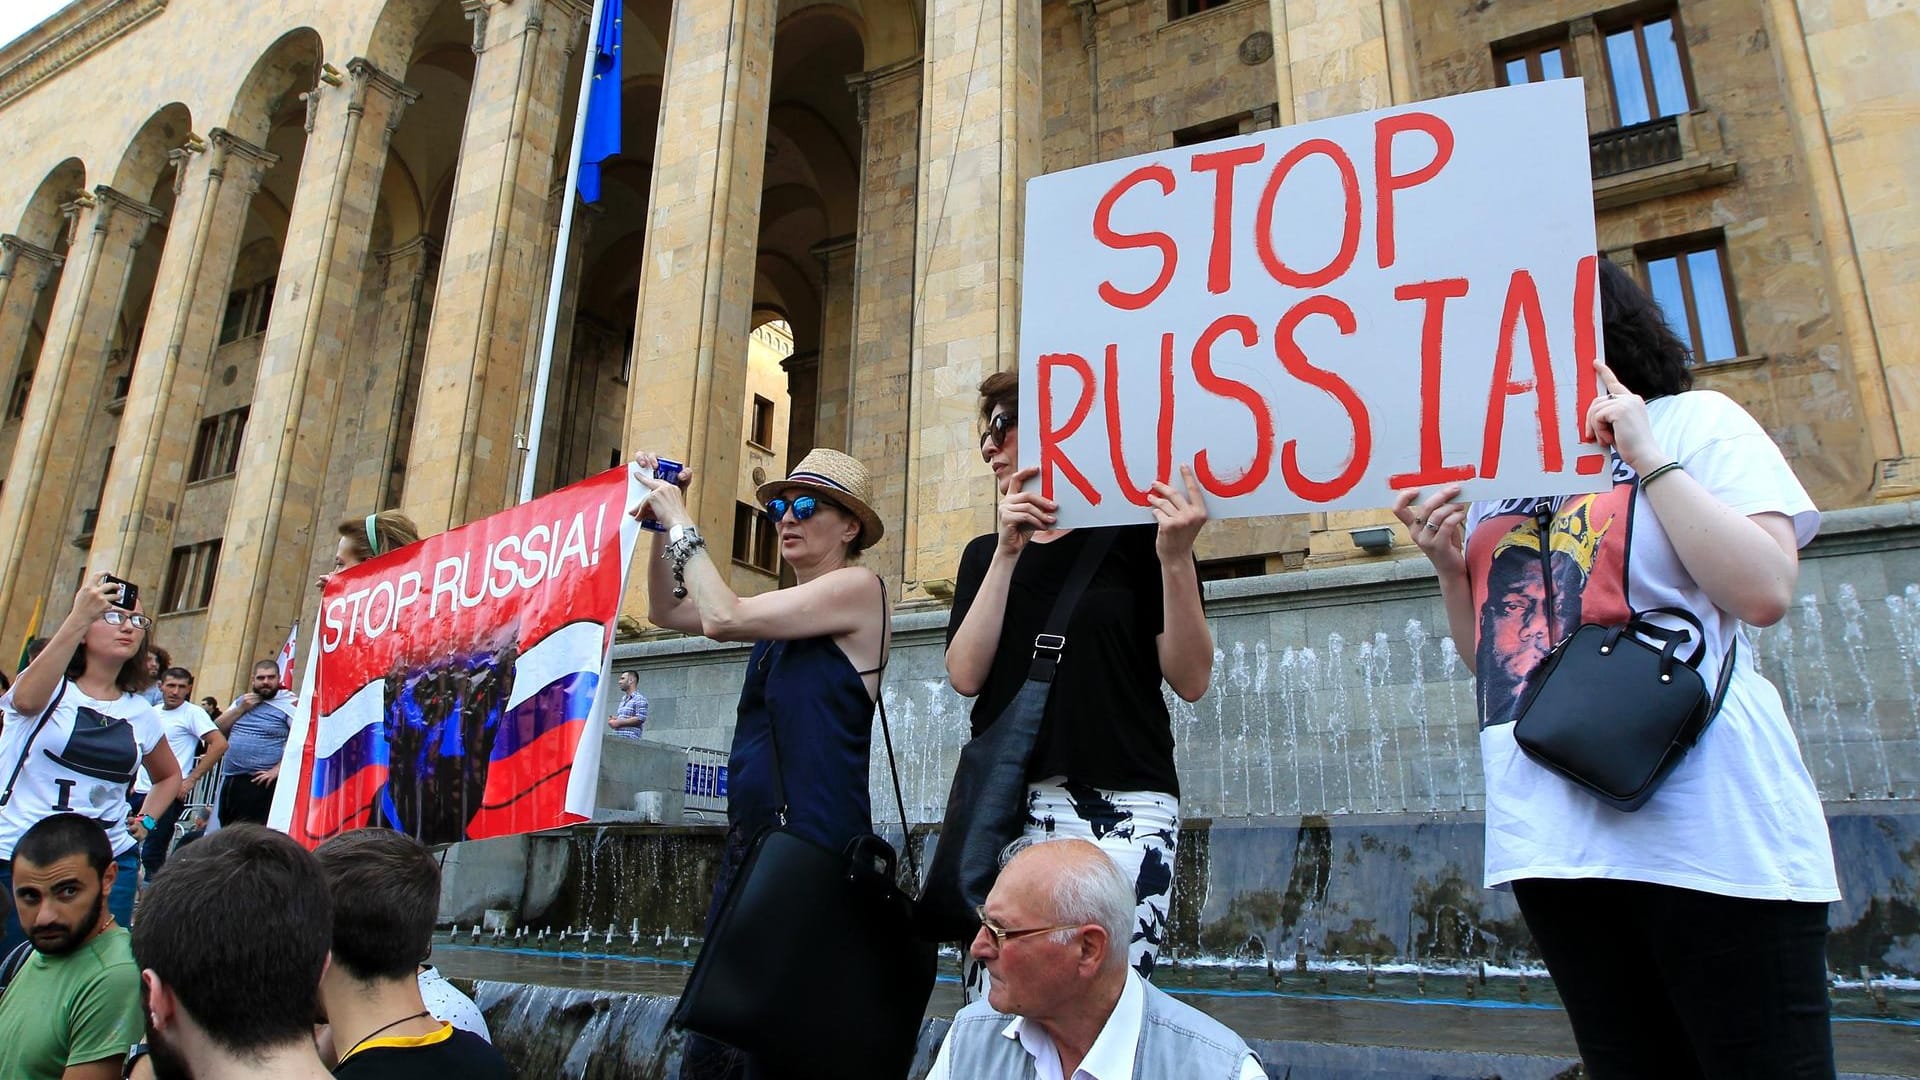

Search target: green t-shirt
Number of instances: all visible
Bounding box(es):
[0,926,143,1079]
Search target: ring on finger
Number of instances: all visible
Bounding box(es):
[1425,519,1440,531]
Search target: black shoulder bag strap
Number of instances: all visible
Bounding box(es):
[1028,528,1118,685]
[0,679,68,808]
[762,574,920,877]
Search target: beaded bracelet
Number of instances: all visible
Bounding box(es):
[1640,461,1683,487]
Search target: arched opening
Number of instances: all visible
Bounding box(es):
[45,105,191,608]
[0,158,85,500]
[140,30,320,659]
[755,3,864,500]
[537,1,672,496]
[328,0,475,533]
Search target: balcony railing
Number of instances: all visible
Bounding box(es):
[1590,115,1683,180]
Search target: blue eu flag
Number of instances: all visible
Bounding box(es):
[578,1,622,204]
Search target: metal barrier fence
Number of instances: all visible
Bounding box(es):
[683,746,728,818]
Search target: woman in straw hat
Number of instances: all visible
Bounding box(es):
[630,447,890,1080]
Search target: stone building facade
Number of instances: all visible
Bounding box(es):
[0,0,1912,698]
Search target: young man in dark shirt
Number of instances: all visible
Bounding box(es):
[315,828,508,1078]
[129,824,335,1080]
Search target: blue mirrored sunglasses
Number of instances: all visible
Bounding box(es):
[765,495,840,524]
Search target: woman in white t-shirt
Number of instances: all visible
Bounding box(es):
[0,574,183,956]
[1395,260,1837,1079]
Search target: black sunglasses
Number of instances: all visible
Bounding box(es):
[979,412,1016,450]
[765,495,843,524]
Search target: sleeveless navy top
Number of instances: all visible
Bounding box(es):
[727,635,875,851]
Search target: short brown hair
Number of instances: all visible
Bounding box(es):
[978,370,1018,427]
[337,510,422,564]
[315,828,441,982]
[133,826,333,1054]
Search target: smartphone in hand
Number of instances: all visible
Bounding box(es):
[102,574,139,611]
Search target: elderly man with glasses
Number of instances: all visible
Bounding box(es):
[928,838,1261,1080]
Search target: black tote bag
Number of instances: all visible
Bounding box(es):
[673,581,935,1080]
[915,529,1114,943]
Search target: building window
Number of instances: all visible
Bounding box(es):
[188,407,248,481]
[1173,115,1245,147]
[1168,0,1234,19]
[162,539,221,613]
[1604,12,1693,127]
[1641,238,1743,363]
[732,502,778,575]
[1496,40,1570,86]
[1198,555,1268,582]
[6,369,30,420]
[217,281,275,345]
[748,395,775,449]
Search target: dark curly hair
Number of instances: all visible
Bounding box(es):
[1597,257,1693,400]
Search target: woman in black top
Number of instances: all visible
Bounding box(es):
[945,372,1212,989]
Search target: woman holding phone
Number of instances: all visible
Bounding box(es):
[630,447,890,1080]
[0,574,182,952]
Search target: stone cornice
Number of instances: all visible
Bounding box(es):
[0,0,169,111]
[0,234,64,282]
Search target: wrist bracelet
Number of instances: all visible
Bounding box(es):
[1640,461,1683,487]
[665,533,707,598]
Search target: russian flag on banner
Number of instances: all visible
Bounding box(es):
[268,466,642,848]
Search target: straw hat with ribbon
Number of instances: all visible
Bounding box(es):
[755,448,885,552]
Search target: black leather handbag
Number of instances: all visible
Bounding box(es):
[672,584,935,1080]
[915,529,1115,943]
[1511,606,1735,813]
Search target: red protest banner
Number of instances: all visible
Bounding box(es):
[1020,80,1608,525]
[269,466,641,848]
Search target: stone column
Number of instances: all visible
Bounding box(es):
[403,0,590,531]
[199,60,417,696]
[623,0,776,573]
[810,235,855,455]
[0,187,161,651]
[781,349,820,475]
[348,236,440,514]
[901,0,1040,599]
[0,236,63,413]
[843,57,922,594]
[90,130,278,585]
[1565,16,1613,135]
[1266,0,1413,123]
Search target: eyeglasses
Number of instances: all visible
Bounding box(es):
[99,611,153,630]
[979,412,1016,451]
[764,495,842,524]
[975,905,1081,949]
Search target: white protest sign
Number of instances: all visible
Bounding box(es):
[1018,79,1608,527]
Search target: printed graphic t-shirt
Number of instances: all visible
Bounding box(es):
[0,683,165,859]
[1464,390,1838,902]
[134,701,217,793]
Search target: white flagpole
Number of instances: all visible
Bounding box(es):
[519,0,610,504]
